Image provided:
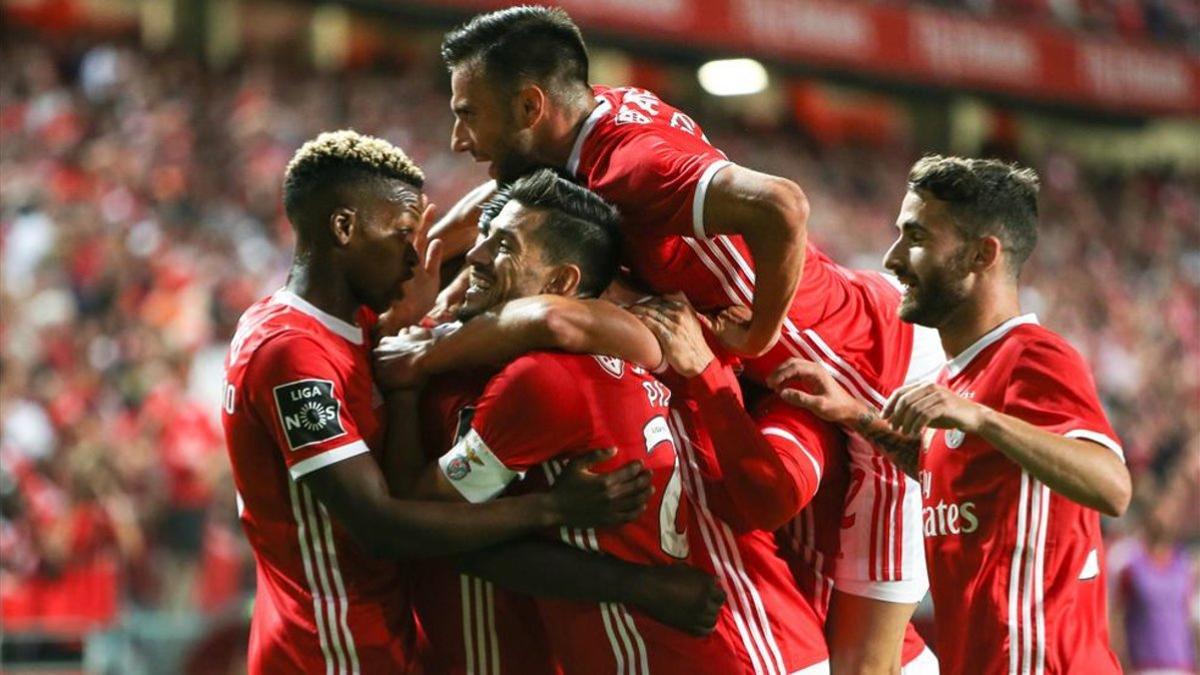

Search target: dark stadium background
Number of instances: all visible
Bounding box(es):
[1,0,1197,672]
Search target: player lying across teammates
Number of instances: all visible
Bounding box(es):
[221,5,1133,675]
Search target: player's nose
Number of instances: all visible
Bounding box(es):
[451,119,471,154]
[464,237,491,268]
[882,238,905,275]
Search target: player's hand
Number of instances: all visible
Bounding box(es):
[767,358,868,427]
[549,448,652,528]
[428,267,470,324]
[379,200,443,334]
[628,564,726,637]
[628,294,714,378]
[373,330,435,390]
[882,381,986,437]
[702,305,763,357]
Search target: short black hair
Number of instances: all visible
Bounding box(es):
[908,154,1040,276]
[441,6,589,92]
[485,169,620,297]
[283,130,424,235]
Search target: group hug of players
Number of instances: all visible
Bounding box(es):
[220,6,1134,674]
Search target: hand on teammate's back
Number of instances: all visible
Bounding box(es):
[626,564,727,637]
[548,448,654,528]
[629,293,715,378]
[768,358,866,427]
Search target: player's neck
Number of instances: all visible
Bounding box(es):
[542,90,598,169]
[938,282,1022,358]
[285,261,360,325]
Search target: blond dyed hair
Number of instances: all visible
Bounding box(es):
[285,129,425,190]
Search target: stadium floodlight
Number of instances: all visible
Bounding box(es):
[697,58,769,97]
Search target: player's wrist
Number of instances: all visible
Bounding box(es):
[963,403,994,437]
[848,404,877,431]
[533,492,564,528]
[677,353,715,380]
[621,565,657,607]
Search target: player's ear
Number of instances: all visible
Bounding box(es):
[973,235,1003,273]
[543,264,582,296]
[329,207,356,247]
[517,84,547,129]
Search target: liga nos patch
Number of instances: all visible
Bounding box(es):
[273,379,346,450]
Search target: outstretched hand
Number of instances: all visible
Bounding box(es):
[882,381,984,437]
[767,358,867,427]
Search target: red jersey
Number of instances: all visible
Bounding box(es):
[669,377,832,675]
[776,428,930,669]
[571,85,923,587]
[921,315,1122,675]
[412,367,559,675]
[436,351,746,675]
[222,289,414,674]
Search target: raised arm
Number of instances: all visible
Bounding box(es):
[374,295,662,390]
[701,166,808,358]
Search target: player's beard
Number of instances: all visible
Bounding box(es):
[898,246,973,329]
[492,152,541,184]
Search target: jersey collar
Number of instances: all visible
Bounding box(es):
[945,313,1038,378]
[272,288,364,345]
[566,96,612,176]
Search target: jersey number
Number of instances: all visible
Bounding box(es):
[645,416,688,559]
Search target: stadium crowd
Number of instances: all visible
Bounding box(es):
[1,27,1197,663]
[900,0,1200,50]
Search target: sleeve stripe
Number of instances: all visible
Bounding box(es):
[761,426,822,483]
[691,160,733,239]
[289,440,371,480]
[1065,429,1124,459]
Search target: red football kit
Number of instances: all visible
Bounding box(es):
[412,366,559,675]
[570,85,935,603]
[221,289,415,674]
[921,315,1123,675]
[776,431,933,672]
[670,364,832,675]
[436,351,746,675]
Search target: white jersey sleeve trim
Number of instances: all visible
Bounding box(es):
[1064,429,1124,459]
[289,439,371,480]
[761,426,822,484]
[438,428,523,503]
[692,160,734,239]
[832,576,930,604]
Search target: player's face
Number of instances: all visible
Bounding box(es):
[458,201,552,321]
[345,180,422,314]
[884,190,975,328]
[450,66,537,183]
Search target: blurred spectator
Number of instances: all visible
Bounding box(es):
[1109,449,1200,673]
